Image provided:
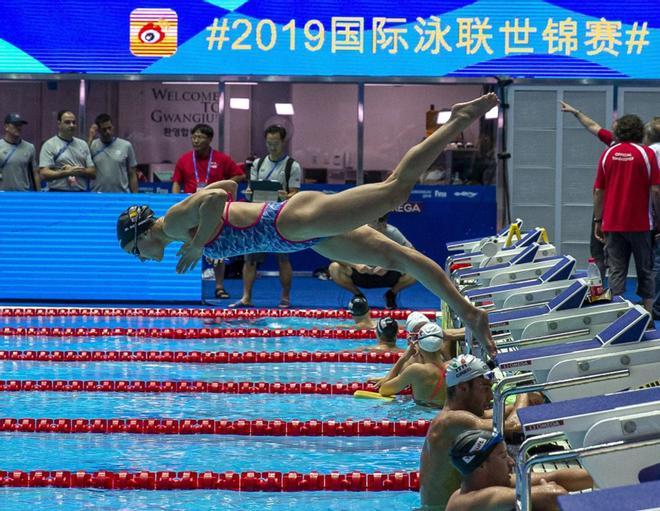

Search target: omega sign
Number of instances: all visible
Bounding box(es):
[394,202,422,213]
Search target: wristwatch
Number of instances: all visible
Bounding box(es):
[593,218,602,223]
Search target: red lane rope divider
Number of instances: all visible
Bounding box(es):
[0,379,412,395]
[0,326,406,339]
[0,469,420,491]
[0,306,437,320]
[0,417,430,436]
[0,350,401,364]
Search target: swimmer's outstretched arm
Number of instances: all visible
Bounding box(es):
[164,188,229,274]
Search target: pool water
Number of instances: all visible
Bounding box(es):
[1,310,429,510]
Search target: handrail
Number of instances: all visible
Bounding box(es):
[515,434,660,511]
[492,369,631,436]
[496,328,591,349]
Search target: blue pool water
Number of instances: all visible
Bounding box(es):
[0,335,377,352]
[0,393,436,421]
[1,312,428,510]
[1,315,352,330]
[0,361,386,382]
[0,489,420,510]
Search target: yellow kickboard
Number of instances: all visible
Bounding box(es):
[353,390,394,401]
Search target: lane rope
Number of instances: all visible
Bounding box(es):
[1,326,405,339]
[0,307,437,320]
[0,469,420,491]
[0,417,430,436]
[0,379,411,395]
[0,350,401,364]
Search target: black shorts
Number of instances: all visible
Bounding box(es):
[244,252,290,264]
[351,269,401,289]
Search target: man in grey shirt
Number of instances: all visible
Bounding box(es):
[0,113,39,191]
[87,113,138,192]
[39,110,95,191]
[329,214,417,309]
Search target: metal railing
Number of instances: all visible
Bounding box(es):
[515,433,660,511]
[492,370,631,436]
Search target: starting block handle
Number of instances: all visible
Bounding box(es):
[505,223,522,247]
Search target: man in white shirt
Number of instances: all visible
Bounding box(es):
[231,125,302,308]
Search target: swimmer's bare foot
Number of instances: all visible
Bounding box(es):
[450,93,499,124]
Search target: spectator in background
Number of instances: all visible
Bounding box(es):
[232,125,302,308]
[644,118,660,318]
[0,113,39,191]
[39,110,95,191]
[328,214,417,309]
[172,123,245,300]
[593,114,660,313]
[560,100,616,282]
[87,113,138,193]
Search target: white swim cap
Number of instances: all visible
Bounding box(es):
[445,354,492,387]
[417,322,444,353]
[406,311,430,333]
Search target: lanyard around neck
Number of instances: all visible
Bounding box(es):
[192,149,213,183]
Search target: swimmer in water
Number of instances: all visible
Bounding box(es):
[444,429,592,511]
[377,322,448,407]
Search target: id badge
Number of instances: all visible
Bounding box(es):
[196,182,207,192]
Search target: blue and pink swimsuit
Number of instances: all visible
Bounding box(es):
[203,200,321,259]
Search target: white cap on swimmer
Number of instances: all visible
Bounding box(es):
[406,311,430,333]
[445,354,492,388]
[417,322,444,353]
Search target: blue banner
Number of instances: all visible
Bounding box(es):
[1,0,659,78]
[0,186,494,302]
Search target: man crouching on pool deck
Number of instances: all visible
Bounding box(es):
[115,93,500,358]
[444,430,592,511]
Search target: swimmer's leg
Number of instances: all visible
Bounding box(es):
[280,93,498,240]
[313,227,495,357]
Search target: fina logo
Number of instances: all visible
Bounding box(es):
[454,191,478,198]
[394,202,422,213]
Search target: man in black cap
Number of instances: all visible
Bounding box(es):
[347,295,375,329]
[1,113,39,191]
[445,429,591,511]
[353,316,402,352]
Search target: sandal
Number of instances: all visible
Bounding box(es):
[278,299,291,309]
[215,288,230,299]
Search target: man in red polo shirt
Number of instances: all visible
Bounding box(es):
[593,114,660,312]
[172,123,245,299]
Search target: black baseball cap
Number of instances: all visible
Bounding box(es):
[376,317,398,339]
[348,295,369,317]
[4,113,27,126]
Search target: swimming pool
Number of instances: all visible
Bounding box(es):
[0,307,435,510]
